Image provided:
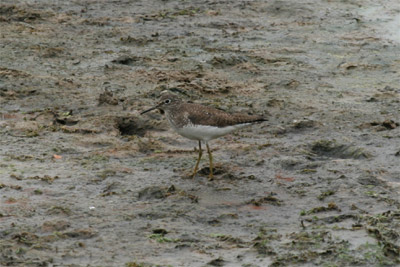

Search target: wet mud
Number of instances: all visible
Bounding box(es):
[1,0,400,266]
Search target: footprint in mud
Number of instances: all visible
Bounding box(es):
[137,185,171,200]
[178,163,237,180]
[310,139,371,159]
[196,164,236,180]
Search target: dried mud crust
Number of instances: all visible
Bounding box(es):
[1,0,400,266]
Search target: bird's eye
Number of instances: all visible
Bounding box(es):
[164,99,171,104]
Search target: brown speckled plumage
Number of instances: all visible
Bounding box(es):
[154,93,266,128]
[167,102,265,128]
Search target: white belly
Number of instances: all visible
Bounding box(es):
[172,123,250,142]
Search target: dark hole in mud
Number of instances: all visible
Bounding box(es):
[55,117,79,126]
[208,257,226,266]
[152,228,168,235]
[115,117,150,137]
[111,56,142,66]
[359,119,399,131]
[293,119,317,130]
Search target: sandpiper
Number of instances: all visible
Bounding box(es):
[140,91,266,180]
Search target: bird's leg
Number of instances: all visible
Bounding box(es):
[206,142,213,180]
[192,140,202,178]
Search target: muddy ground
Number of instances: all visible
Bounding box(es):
[1,0,400,266]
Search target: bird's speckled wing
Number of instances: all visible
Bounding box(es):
[180,103,266,128]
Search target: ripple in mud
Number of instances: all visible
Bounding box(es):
[0,4,45,22]
[208,55,248,68]
[247,193,283,206]
[358,119,399,131]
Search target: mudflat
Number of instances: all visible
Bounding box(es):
[1,0,399,266]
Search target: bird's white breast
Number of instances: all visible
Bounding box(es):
[173,123,250,142]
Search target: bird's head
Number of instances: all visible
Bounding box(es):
[140,91,181,115]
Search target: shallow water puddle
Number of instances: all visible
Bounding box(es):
[360,4,400,43]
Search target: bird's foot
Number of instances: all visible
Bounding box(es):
[179,169,197,179]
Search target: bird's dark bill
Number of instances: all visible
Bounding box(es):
[140,106,158,115]
[140,105,164,115]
